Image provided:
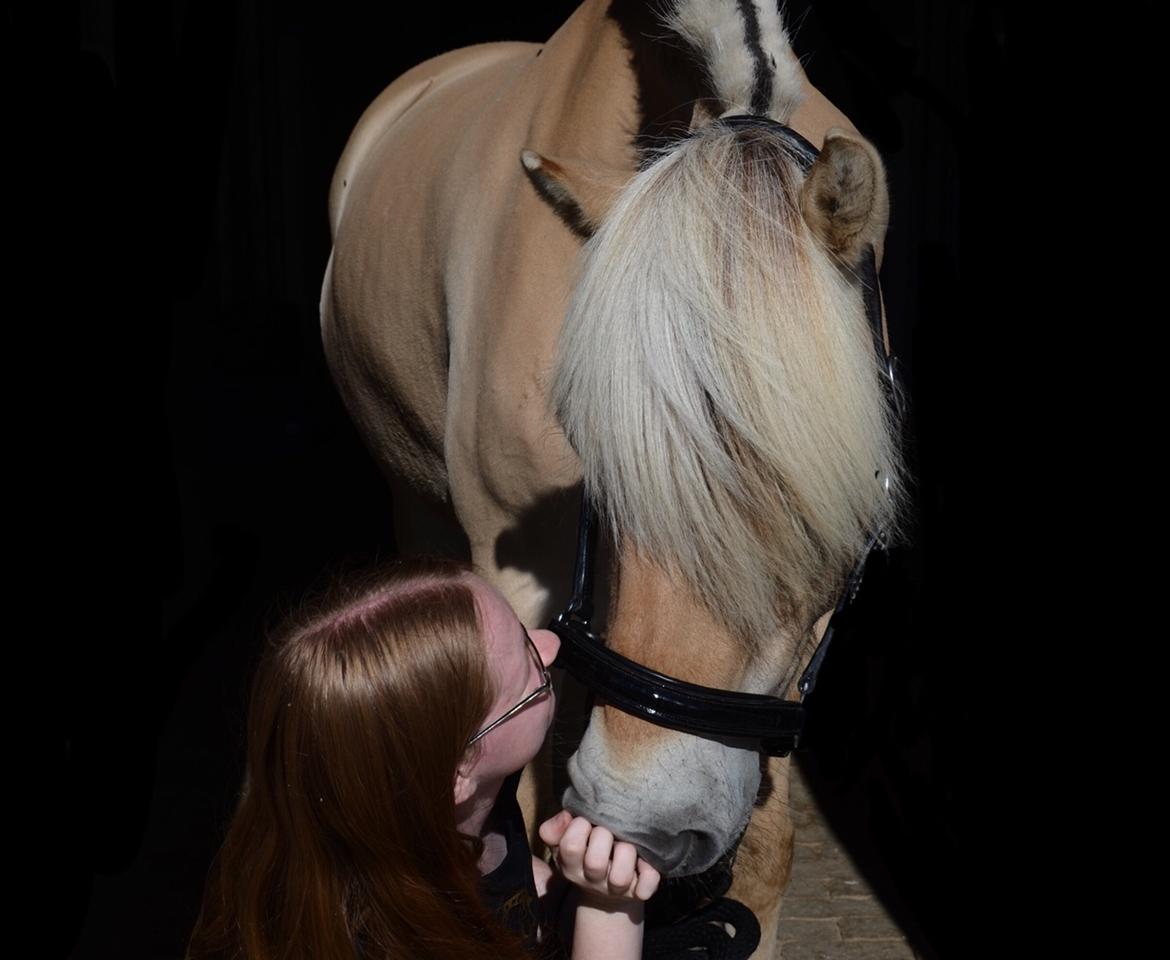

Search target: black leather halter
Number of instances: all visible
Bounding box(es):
[548,115,899,758]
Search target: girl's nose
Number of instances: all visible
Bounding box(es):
[531,628,560,668]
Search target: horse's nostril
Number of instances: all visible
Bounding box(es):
[614,829,716,878]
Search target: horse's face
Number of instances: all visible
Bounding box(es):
[563,550,819,876]
[547,121,902,877]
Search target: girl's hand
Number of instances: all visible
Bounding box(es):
[538,810,661,904]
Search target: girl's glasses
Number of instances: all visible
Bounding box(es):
[467,631,552,745]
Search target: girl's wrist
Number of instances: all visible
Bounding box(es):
[575,889,646,918]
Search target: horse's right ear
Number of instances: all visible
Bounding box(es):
[799,127,889,266]
[520,150,626,240]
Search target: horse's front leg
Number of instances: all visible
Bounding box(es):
[730,610,834,959]
[448,471,568,847]
[729,754,796,960]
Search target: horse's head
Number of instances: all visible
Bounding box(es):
[534,118,905,876]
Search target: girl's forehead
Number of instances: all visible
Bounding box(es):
[469,580,532,708]
[469,577,522,653]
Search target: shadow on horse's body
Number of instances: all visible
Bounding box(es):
[321,2,903,954]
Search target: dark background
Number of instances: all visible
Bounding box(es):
[71,2,1008,958]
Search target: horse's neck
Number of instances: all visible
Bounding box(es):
[526,0,636,171]
[534,1,865,217]
[529,0,708,175]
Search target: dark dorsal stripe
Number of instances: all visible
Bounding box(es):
[735,0,773,116]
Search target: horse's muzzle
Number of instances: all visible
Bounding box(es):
[561,785,735,878]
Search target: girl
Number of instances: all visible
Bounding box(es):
[187,557,660,960]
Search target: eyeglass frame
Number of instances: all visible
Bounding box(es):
[467,629,553,746]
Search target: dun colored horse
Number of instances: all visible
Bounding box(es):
[321,1,904,953]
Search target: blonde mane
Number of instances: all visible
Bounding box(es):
[553,124,906,642]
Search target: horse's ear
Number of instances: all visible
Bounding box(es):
[800,127,889,266]
[520,150,625,240]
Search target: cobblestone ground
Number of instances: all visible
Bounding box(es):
[773,764,920,960]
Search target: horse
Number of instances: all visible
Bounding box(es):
[320,1,905,954]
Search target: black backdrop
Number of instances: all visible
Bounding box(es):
[71,2,1008,958]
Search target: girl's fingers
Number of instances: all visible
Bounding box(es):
[581,825,614,883]
[537,809,573,847]
[607,841,638,894]
[547,814,660,904]
[556,816,594,872]
[634,858,662,901]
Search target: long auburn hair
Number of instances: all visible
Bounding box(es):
[186,557,533,960]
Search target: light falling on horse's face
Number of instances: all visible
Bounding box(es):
[550,122,901,876]
[562,552,818,875]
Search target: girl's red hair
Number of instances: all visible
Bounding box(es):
[186,558,534,960]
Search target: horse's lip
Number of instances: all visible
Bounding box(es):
[560,786,696,876]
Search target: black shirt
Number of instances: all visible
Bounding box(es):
[478,771,568,959]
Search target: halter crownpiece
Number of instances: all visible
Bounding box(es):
[717,113,822,172]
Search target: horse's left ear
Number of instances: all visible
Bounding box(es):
[520,150,626,240]
[800,127,889,266]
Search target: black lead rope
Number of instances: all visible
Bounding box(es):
[645,899,761,960]
[643,842,760,960]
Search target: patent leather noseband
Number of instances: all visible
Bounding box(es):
[547,115,898,757]
[549,501,880,756]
